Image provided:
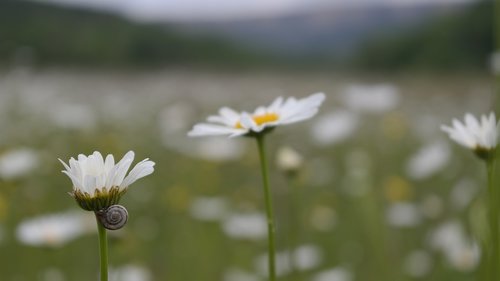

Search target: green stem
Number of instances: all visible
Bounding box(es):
[487,158,498,281]
[96,216,109,281]
[256,135,276,281]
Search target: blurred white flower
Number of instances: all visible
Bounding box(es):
[49,102,96,130]
[59,151,155,211]
[406,141,450,180]
[490,52,500,75]
[188,93,325,137]
[255,251,291,277]
[441,112,498,155]
[222,212,267,240]
[16,211,93,247]
[404,250,433,278]
[191,137,246,161]
[429,221,480,272]
[312,267,353,281]
[158,102,197,136]
[341,84,399,113]
[0,148,39,180]
[293,244,323,270]
[223,268,261,281]
[311,111,359,146]
[419,195,444,219]
[39,268,65,281]
[450,178,478,211]
[309,205,337,232]
[189,196,229,222]
[386,203,422,228]
[110,264,152,281]
[254,244,322,277]
[276,146,303,174]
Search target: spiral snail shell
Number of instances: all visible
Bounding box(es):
[96,205,129,230]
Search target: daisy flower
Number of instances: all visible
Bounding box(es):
[188,93,326,138]
[441,112,498,159]
[59,151,155,211]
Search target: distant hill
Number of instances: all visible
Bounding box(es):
[173,4,465,57]
[353,0,493,71]
[0,0,492,71]
[0,1,262,68]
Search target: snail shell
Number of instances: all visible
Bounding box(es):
[97,205,128,230]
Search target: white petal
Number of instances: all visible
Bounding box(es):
[207,115,232,126]
[83,175,97,194]
[268,96,284,111]
[69,158,83,183]
[219,107,241,123]
[188,124,244,137]
[62,170,83,190]
[240,112,258,131]
[254,106,267,115]
[93,151,105,171]
[112,158,133,187]
[104,154,115,174]
[58,159,71,172]
[464,113,479,130]
[121,160,155,188]
[108,151,135,187]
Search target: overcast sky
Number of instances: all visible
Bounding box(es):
[35,0,477,22]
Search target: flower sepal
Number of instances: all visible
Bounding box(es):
[474,147,496,162]
[71,186,127,212]
[244,126,276,138]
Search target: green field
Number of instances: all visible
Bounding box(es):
[0,69,494,281]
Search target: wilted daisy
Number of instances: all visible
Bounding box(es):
[59,151,155,211]
[441,112,498,159]
[188,93,325,137]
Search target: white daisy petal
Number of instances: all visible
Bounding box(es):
[187,93,325,138]
[219,107,240,123]
[58,159,71,172]
[268,96,284,111]
[121,160,156,188]
[104,154,115,174]
[60,151,154,197]
[83,175,97,194]
[112,158,134,187]
[442,112,498,152]
[62,170,82,190]
[188,124,244,137]
[240,112,257,130]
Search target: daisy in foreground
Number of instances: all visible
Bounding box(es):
[441,112,499,279]
[188,93,325,281]
[60,151,155,281]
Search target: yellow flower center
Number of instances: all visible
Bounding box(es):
[235,112,279,129]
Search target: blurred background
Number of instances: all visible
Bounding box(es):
[0,0,496,280]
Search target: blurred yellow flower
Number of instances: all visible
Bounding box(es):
[383,176,414,202]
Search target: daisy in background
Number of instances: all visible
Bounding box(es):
[59,151,155,281]
[441,112,498,160]
[188,93,325,281]
[441,112,499,280]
